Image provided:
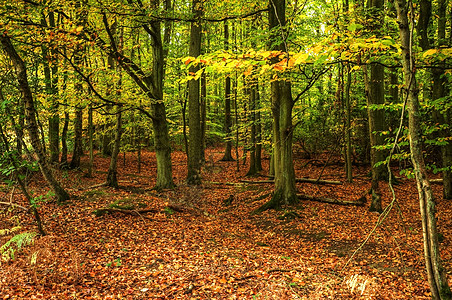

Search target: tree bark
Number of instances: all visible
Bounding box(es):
[0,34,70,204]
[187,0,203,185]
[103,0,174,189]
[367,0,386,213]
[395,1,452,298]
[255,0,297,212]
[41,12,60,165]
[345,64,353,182]
[106,107,122,188]
[0,123,46,236]
[431,0,452,200]
[221,21,234,161]
[87,103,94,177]
[69,107,83,169]
[246,73,258,176]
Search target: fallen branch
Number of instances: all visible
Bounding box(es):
[241,178,341,185]
[297,193,365,206]
[430,178,443,184]
[93,204,194,217]
[206,181,244,186]
[0,201,29,211]
[71,182,107,191]
[93,207,159,216]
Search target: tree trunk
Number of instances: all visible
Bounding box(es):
[431,0,452,200]
[255,79,263,172]
[345,64,353,182]
[221,21,234,161]
[69,107,83,169]
[255,0,296,212]
[367,0,386,213]
[200,71,207,163]
[395,1,452,298]
[87,103,94,177]
[41,12,60,165]
[60,111,69,168]
[0,34,70,204]
[0,123,46,236]
[187,0,203,185]
[101,0,174,189]
[106,107,122,188]
[246,73,258,176]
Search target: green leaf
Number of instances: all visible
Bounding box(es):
[348,23,363,32]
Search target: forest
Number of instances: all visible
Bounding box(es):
[0,0,452,299]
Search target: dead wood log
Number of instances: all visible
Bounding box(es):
[206,181,244,186]
[93,204,193,217]
[241,178,341,185]
[92,207,159,217]
[297,193,365,206]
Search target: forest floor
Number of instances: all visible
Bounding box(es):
[1,147,451,299]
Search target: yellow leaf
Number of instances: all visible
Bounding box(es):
[294,53,309,65]
[423,49,437,58]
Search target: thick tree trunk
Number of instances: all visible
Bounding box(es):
[152,102,174,189]
[395,1,452,298]
[0,34,70,204]
[367,0,386,213]
[101,0,174,189]
[187,0,203,185]
[256,0,296,212]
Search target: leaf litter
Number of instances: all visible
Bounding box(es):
[0,147,451,299]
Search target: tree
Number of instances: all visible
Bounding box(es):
[221,21,234,161]
[100,0,174,190]
[0,34,70,204]
[394,0,452,298]
[186,0,203,185]
[255,0,297,211]
[69,0,88,170]
[106,106,123,188]
[367,0,387,213]
[41,11,60,165]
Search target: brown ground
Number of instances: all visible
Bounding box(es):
[1,147,451,299]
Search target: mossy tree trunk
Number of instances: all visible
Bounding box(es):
[0,34,70,204]
[395,0,452,298]
[102,0,174,190]
[256,0,297,212]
